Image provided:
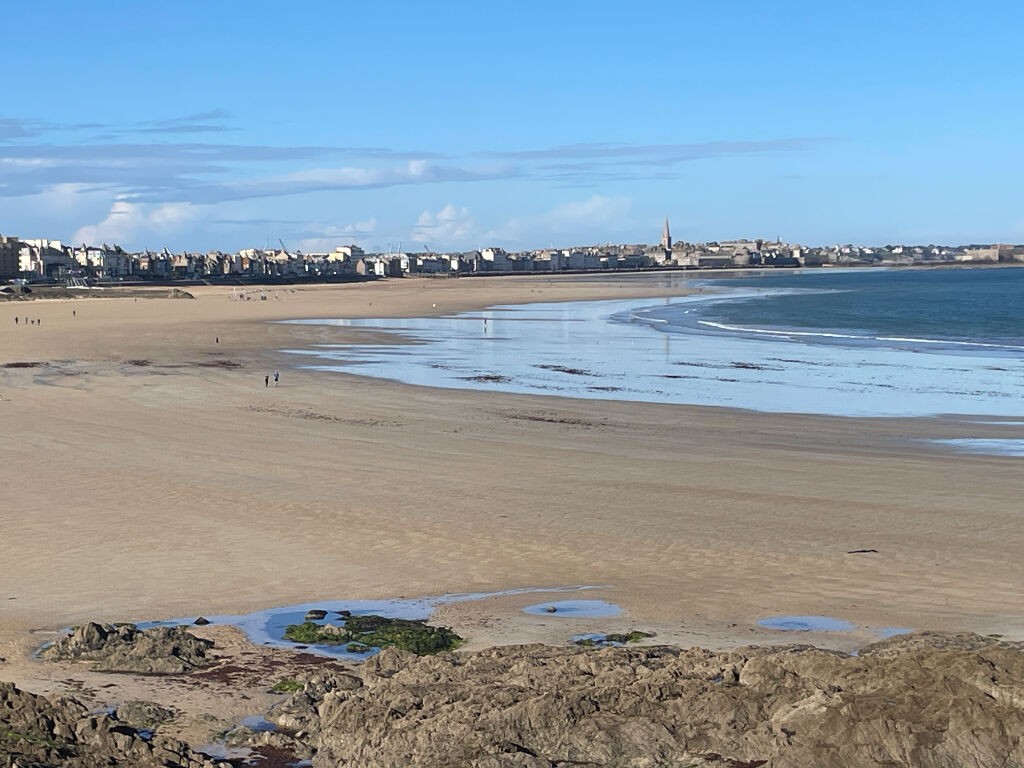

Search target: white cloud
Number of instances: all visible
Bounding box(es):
[207,161,510,203]
[484,195,633,246]
[294,218,377,252]
[546,195,632,226]
[72,199,196,248]
[411,203,475,246]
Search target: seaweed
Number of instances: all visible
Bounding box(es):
[283,615,463,655]
[269,679,304,694]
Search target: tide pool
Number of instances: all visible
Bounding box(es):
[758,615,856,632]
[137,586,604,659]
[522,600,623,618]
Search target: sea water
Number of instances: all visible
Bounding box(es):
[684,267,1024,352]
[283,266,1024,425]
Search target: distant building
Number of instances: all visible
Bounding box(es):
[661,218,672,255]
[481,247,511,271]
[957,246,999,263]
[998,244,1024,262]
[330,244,365,262]
[0,235,23,279]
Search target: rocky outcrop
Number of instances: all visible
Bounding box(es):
[224,725,314,763]
[24,625,1024,767]
[268,670,363,739]
[268,633,1024,768]
[0,681,226,768]
[114,700,176,730]
[41,622,214,674]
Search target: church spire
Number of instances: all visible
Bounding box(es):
[661,217,672,252]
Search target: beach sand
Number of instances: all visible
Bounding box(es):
[2,275,1022,716]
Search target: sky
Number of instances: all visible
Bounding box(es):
[2,1,1023,253]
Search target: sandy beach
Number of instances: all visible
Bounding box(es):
[2,275,1023,711]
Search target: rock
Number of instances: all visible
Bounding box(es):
[116,700,176,730]
[267,671,361,736]
[23,629,1024,767]
[296,634,1024,768]
[42,622,215,673]
[364,646,418,680]
[193,616,211,626]
[304,609,328,621]
[225,726,313,761]
[545,606,557,613]
[0,681,223,767]
[858,629,1015,657]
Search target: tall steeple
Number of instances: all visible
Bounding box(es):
[661,217,672,252]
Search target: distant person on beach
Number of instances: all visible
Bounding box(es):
[14,317,17,325]
[273,371,279,386]
[265,375,269,387]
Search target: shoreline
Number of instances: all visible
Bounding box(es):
[3,274,1024,687]
[281,284,1024,421]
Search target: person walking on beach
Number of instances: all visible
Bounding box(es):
[264,374,269,387]
[273,371,279,386]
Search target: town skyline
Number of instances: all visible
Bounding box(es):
[4,221,1020,284]
[3,2,1024,252]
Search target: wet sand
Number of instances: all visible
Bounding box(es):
[2,275,1023,704]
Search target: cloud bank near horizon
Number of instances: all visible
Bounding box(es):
[1,111,828,251]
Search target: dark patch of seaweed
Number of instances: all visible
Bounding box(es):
[461,374,512,383]
[535,364,593,376]
[283,615,462,655]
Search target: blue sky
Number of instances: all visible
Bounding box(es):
[2,1,1022,252]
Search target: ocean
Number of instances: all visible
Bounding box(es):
[659,266,1024,356]
[284,267,1024,435]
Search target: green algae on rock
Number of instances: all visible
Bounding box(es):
[269,679,305,694]
[284,615,463,655]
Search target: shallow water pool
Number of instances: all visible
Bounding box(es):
[522,600,623,618]
[757,615,856,632]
